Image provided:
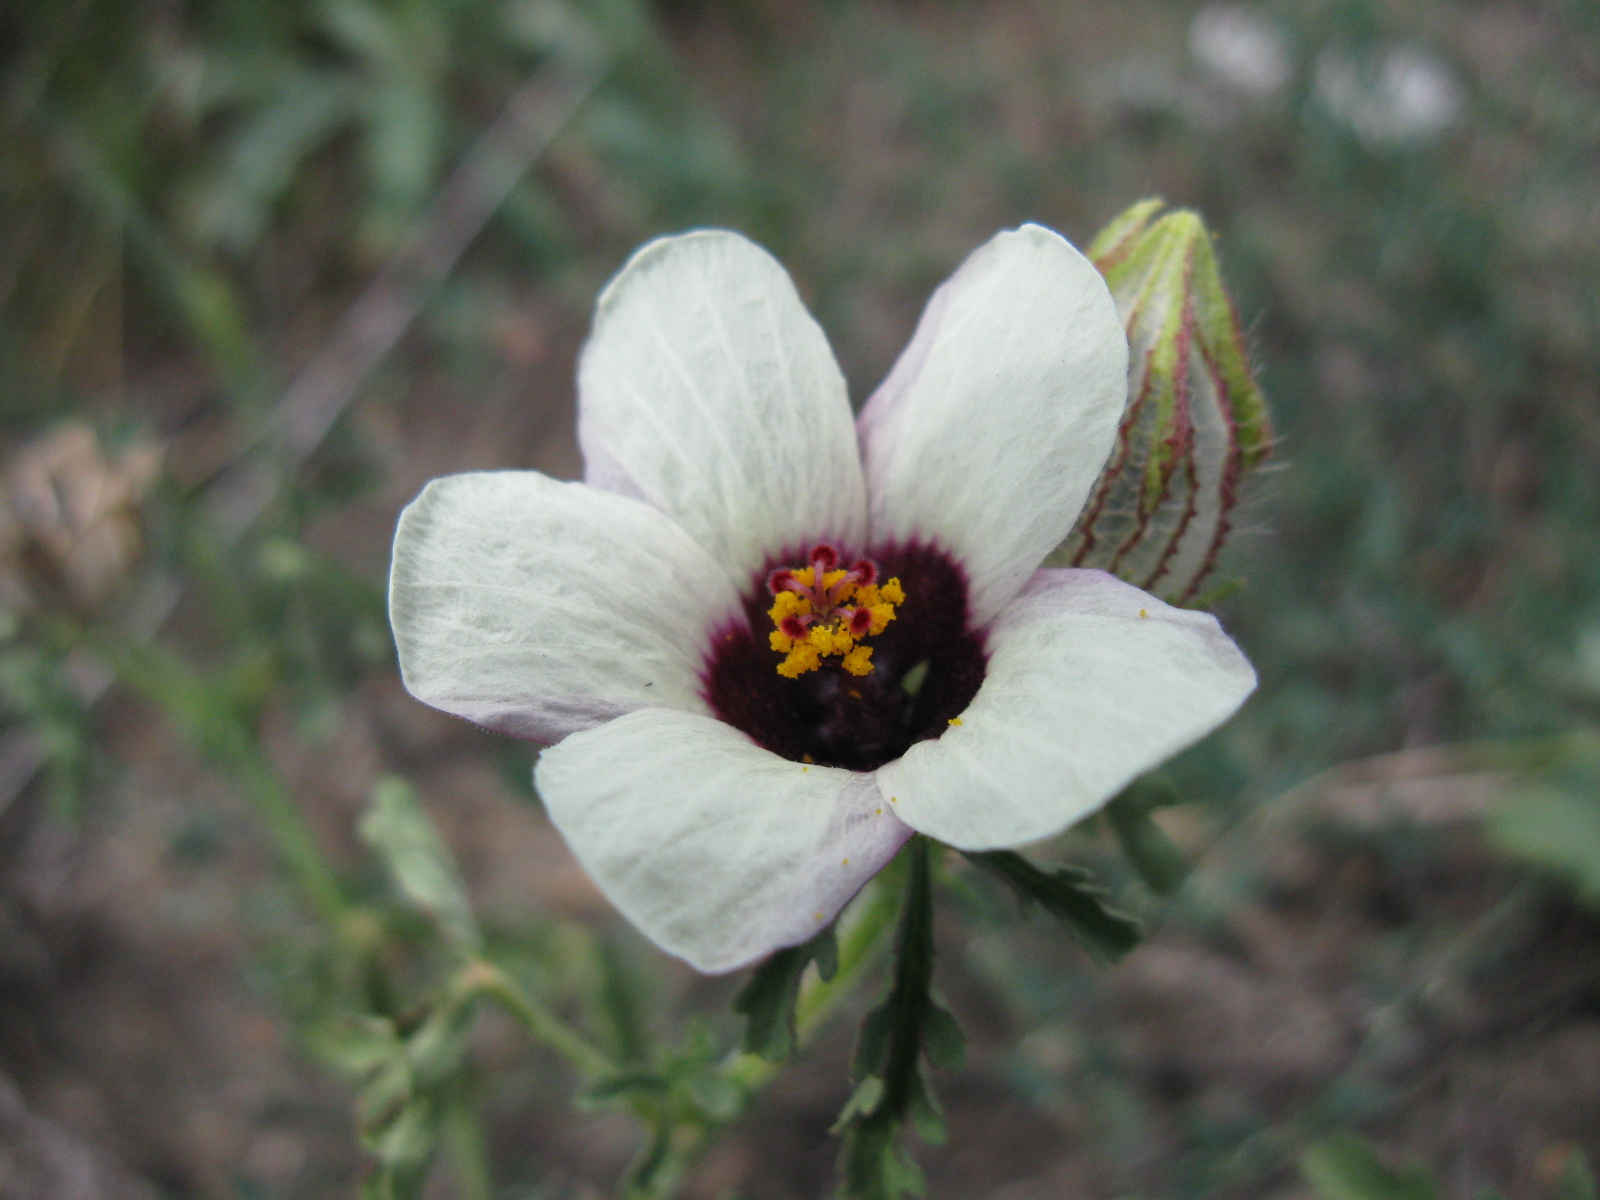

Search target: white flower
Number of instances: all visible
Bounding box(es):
[1315,45,1462,147]
[1189,5,1292,97]
[389,226,1257,973]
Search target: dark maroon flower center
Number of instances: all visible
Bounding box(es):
[702,543,987,772]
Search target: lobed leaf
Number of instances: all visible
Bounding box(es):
[734,923,839,1061]
[965,850,1142,964]
[359,776,482,952]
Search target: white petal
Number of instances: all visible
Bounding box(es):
[536,709,911,973]
[578,230,867,584]
[857,225,1128,626]
[875,569,1255,849]
[389,471,740,743]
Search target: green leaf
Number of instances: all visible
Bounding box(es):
[678,1070,742,1122]
[403,1003,473,1089]
[366,1096,438,1174]
[1484,784,1600,905]
[584,1069,670,1104]
[838,1112,926,1200]
[922,1001,966,1073]
[733,923,839,1061]
[905,1069,945,1145]
[1301,1132,1437,1200]
[965,850,1142,963]
[1106,777,1190,895]
[594,936,651,1064]
[360,776,482,952]
[832,1076,886,1132]
[1556,1150,1597,1200]
[850,1002,893,1082]
[311,1013,403,1076]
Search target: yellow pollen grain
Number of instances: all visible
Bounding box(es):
[842,857,849,865]
[778,643,821,678]
[890,796,898,803]
[875,807,882,815]
[867,603,895,636]
[802,753,814,764]
[948,716,963,726]
[1139,608,1148,618]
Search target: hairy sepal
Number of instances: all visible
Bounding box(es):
[1055,199,1272,606]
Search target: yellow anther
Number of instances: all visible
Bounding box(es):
[867,603,896,636]
[822,568,849,589]
[778,644,822,678]
[879,578,905,605]
[807,624,849,655]
[842,645,874,676]
[769,591,810,622]
[769,629,794,653]
[794,566,814,586]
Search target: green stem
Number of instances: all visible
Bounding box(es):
[442,1097,495,1200]
[235,750,347,924]
[463,960,614,1079]
[877,835,934,1119]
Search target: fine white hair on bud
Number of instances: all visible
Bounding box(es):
[1052,198,1273,607]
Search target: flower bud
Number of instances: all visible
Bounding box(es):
[1052,199,1272,606]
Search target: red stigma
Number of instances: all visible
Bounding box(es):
[850,559,878,587]
[846,608,873,636]
[809,544,839,571]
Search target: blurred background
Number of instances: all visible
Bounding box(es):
[1,0,1598,1197]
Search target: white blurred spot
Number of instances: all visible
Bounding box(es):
[1314,45,1463,146]
[1189,5,1293,96]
